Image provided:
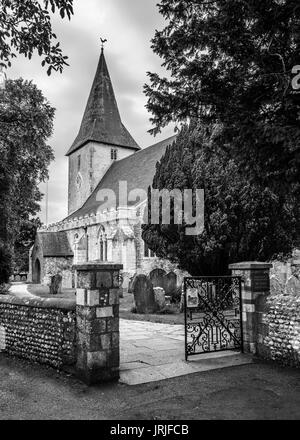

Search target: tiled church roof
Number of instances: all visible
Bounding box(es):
[66,135,177,220]
[38,231,74,257]
[66,49,140,156]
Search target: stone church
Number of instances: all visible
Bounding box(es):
[29,47,180,289]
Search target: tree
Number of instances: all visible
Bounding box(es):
[0,0,74,75]
[14,216,42,273]
[145,0,300,191]
[0,78,54,283]
[142,123,300,275]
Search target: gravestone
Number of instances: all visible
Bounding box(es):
[50,274,62,295]
[133,275,158,314]
[164,271,177,296]
[286,273,300,296]
[128,273,138,293]
[153,287,166,310]
[149,268,166,289]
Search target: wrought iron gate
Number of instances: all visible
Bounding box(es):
[184,276,243,360]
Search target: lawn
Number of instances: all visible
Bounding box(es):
[27,284,76,300]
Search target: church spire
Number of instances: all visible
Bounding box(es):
[66,43,140,156]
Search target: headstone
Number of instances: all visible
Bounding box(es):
[153,287,166,310]
[128,273,138,293]
[133,275,158,314]
[163,271,177,296]
[149,268,166,289]
[50,274,62,295]
[119,288,124,299]
[285,273,300,296]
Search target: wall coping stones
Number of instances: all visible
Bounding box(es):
[229,262,273,270]
[0,294,76,311]
[73,262,123,271]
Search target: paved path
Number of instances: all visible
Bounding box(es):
[9,283,35,299]
[120,319,252,385]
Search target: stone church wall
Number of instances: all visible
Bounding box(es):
[43,257,74,289]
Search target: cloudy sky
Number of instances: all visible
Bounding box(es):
[9,0,175,224]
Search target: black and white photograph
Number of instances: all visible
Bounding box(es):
[0,0,299,424]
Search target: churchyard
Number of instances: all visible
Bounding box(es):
[0,0,300,423]
[1,259,299,387]
[25,273,183,325]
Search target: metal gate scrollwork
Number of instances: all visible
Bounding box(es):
[184,276,243,360]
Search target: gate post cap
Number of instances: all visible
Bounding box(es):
[229,261,273,270]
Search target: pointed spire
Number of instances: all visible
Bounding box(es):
[66,46,140,156]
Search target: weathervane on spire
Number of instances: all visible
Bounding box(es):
[100,37,107,52]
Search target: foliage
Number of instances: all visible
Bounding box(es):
[0,78,54,282]
[142,123,300,275]
[145,0,300,190]
[156,305,176,315]
[0,0,74,74]
[0,282,10,295]
[169,286,182,304]
[0,242,13,285]
[14,217,42,272]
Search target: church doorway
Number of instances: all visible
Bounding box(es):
[33,259,41,284]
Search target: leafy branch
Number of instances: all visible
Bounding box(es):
[0,0,74,74]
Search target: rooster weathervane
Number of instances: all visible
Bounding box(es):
[100,37,107,51]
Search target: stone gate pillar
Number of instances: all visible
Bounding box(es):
[73,262,123,385]
[229,262,272,354]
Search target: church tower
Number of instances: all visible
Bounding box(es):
[66,45,140,215]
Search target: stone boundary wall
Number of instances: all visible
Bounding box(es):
[230,261,300,368]
[0,295,76,368]
[256,294,300,367]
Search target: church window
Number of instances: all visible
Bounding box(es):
[76,173,82,189]
[100,239,103,261]
[111,148,118,161]
[144,241,155,258]
[89,171,93,190]
[99,230,108,261]
[77,155,81,171]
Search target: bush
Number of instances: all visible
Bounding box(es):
[0,283,10,295]
[157,305,177,315]
[169,286,182,304]
[0,243,13,284]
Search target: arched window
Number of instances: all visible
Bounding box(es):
[89,149,94,168]
[76,173,83,190]
[98,227,108,261]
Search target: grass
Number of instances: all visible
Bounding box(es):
[26,284,184,325]
[120,291,183,324]
[27,284,76,300]
[0,283,10,295]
